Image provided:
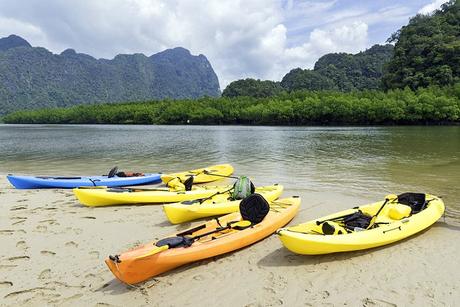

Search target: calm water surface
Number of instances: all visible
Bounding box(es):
[1,124,459,222]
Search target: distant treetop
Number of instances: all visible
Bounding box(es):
[382,0,460,90]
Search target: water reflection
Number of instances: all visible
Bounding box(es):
[1,124,459,221]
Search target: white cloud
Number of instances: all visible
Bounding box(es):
[0,0,414,88]
[418,0,449,15]
[281,22,368,76]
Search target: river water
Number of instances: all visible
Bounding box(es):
[1,124,459,222]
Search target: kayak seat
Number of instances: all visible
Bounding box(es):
[116,171,145,177]
[156,236,193,248]
[239,193,269,224]
[397,193,426,213]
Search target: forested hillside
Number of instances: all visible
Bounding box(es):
[0,35,220,115]
[383,0,460,89]
[222,44,394,98]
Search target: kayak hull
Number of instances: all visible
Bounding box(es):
[105,197,300,284]
[163,184,284,224]
[73,185,233,207]
[7,174,161,189]
[277,194,444,255]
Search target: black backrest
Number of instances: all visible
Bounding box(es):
[397,193,426,213]
[239,193,270,224]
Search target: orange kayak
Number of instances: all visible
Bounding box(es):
[105,196,300,284]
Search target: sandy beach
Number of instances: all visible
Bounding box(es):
[1,175,459,306]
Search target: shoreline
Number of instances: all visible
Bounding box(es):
[1,123,460,127]
[1,176,459,305]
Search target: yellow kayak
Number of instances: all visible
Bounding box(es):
[161,164,234,187]
[73,185,233,207]
[163,184,284,224]
[277,193,444,255]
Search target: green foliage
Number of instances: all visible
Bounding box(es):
[314,44,394,91]
[223,44,394,96]
[4,85,459,125]
[0,37,220,115]
[281,69,338,91]
[383,0,460,90]
[222,78,284,98]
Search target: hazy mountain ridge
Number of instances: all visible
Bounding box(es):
[0,35,220,115]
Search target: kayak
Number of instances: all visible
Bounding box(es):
[161,164,234,186]
[277,193,444,255]
[105,196,300,284]
[73,185,234,207]
[7,173,161,189]
[163,184,284,224]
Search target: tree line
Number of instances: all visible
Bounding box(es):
[3,85,459,125]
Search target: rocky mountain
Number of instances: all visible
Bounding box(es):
[0,35,220,115]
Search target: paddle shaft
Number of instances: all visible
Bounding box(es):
[203,170,239,179]
[315,212,356,225]
[374,198,390,217]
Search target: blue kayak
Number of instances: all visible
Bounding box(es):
[7,173,161,189]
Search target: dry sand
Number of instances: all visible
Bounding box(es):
[1,175,459,306]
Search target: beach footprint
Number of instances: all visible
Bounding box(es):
[81,216,96,220]
[6,256,30,263]
[16,240,28,251]
[10,205,28,211]
[0,281,13,288]
[39,219,59,226]
[363,298,397,307]
[41,250,56,256]
[0,229,15,236]
[65,241,78,248]
[38,269,52,280]
[34,225,48,233]
[10,216,27,226]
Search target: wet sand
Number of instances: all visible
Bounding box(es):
[0,175,459,306]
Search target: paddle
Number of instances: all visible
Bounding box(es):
[315,212,357,226]
[315,194,399,227]
[366,194,398,229]
[203,169,239,179]
[132,220,250,260]
[129,194,269,260]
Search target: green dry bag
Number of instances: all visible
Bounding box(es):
[232,176,255,200]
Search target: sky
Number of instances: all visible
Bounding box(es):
[0,0,449,88]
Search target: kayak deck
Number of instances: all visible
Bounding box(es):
[163,184,284,224]
[106,196,301,284]
[73,185,234,207]
[7,173,161,189]
[277,193,444,255]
